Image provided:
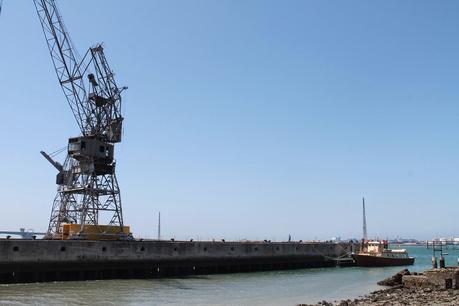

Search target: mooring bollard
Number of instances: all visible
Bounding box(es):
[432,256,438,269]
[440,256,446,269]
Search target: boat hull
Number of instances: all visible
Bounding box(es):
[351,254,414,267]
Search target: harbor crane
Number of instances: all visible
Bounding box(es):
[33,0,129,240]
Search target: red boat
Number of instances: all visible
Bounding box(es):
[352,240,415,267]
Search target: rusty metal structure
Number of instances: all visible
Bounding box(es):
[33,0,128,239]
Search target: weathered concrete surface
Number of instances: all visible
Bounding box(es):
[0,239,356,283]
[403,268,459,290]
[402,275,432,289]
[424,268,459,289]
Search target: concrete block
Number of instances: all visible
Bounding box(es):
[402,275,431,289]
[424,268,459,289]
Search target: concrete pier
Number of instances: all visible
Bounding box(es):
[0,239,356,283]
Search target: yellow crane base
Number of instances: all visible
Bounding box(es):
[61,224,131,241]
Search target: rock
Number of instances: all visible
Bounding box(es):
[377,269,411,287]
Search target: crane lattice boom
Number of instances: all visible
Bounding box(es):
[33,0,89,134]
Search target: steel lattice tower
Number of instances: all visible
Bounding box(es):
[34,0,128,239]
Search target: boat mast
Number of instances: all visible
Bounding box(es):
[362,197,368,241]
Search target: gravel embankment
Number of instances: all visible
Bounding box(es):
[299,268,459,306]
[299,286,459,306]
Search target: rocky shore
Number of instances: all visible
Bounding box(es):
[299,268,459,306]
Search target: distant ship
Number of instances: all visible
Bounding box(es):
[352,240,415,267]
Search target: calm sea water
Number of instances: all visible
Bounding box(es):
[0,246,457,306]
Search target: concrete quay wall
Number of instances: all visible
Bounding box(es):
[0,239,356,283]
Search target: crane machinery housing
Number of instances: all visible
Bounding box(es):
[33,0,130,240]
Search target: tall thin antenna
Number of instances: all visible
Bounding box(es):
[157,211,161,240]
[362,197,368,241]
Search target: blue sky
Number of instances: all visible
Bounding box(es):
[0,0,459,240]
